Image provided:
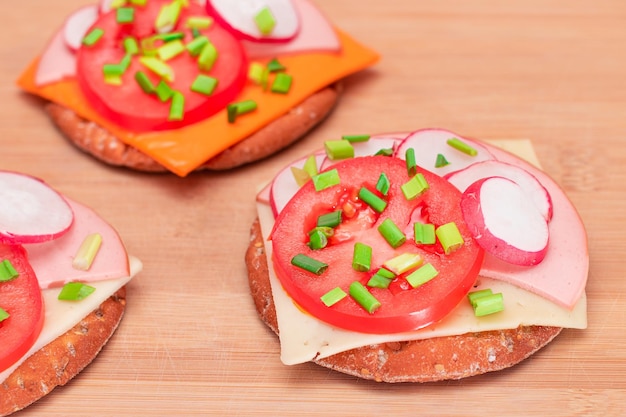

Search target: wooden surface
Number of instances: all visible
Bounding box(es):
[2,1,625,416]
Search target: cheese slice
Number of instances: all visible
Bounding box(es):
[259,139,587,366]
[0,256,142,382]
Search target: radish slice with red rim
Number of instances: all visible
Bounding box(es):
[63,5,99,51]
[461,176,549,266]
[0,171,74,244]
[206,0,299,42]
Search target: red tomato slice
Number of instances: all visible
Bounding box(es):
[0,244,44,372]
[271,156,484,334]
[76,0,248,132]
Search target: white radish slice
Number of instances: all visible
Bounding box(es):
[0,171,74,244]
[269,152,326,217]
[395,128,494,176]
[320,135,404,170]
[206,0,299,42]
[35,28,77,86]
[461,176,549,266]
[446,160,553,221]
[63,5,99,51]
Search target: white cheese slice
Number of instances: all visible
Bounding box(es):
[0,256,142,382]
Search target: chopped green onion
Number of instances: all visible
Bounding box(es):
[155,80,174,102]
[303,154,319,177]
[271,72,292,94]
[374,148,393,157]
[377,218,406,248]
[159,32,186,43]
[291,253,328,275]
[383,253,422,275]
[307,228,328,250]
[375,172,390,196]
[414,222,436,245]
[468,289,494,306]
[226,99,258,123]
[0,259,18,282]
[82,27,104,46]
[447,138,478,156]
[290,166,310,187]
[134,71,155,94]
[317,210,342,228]
[130,0,147,5]
[435,153,450,168]
[104,74,122,85]
[110,0,126,8]
[311,169,340,191]
[366,268,395,289]
[352,242,372,272]
[468,290,504,316]
[405,263,438,288]
[191,27,201,38]
[186,16,213,29]
[155,1,182,31]
[58,282,96,301]
[116,7,135,24]
[267,58,286,72]
[324,140,354,161]
[139,56,174,82]
[349,281,381,314]
[321,287,347,307]
[405,148,417,176]
[186,35,209,57]
[358,187,387,213]
[158,39,185,61]
[168,91,185,121]
[0,307,9,322]
[123,36,140,55]
[436,222,465,254]
[248,61,268,85]
[72,233,103,271]
[342,134,370,143]
[401,173,429,200]
[254,6,276,35]
[190,74,218,96]
[198,41,218,71]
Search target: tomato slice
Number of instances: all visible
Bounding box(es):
[0,244,44,372]
[271,156,484,334]
[76,0,248,132]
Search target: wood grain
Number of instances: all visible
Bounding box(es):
[2,0,625,416]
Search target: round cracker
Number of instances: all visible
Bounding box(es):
[0,288,127,416]
[246,218,562,383]
[45,85,341,172]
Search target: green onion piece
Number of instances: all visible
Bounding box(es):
[157,39,185,61]
[226,99,258,123]
[467,289,494,306]
[303,154,319,177]
[134,71,155,94]
[0,259,18,282]
[352,242,372,272]
[447,138,478,156]
[311,169,340,191]
[309,226,334,237]
[155,80,174,102]
[435,153,450,168]
[248,61,268,85]
[436,222,465,255]
[291,253,328,275]
[267,58,286,72]
[375,172,390,196]
[349,281,381,314]
[307,229,328,250]
[0,307,9,323]
[130,0,147,5]
[405,148,417,176]
[471,292,504,317]
[317,210,342,228]
[414,222,436,245]
[198,41,218,71]
[405,263,438,288]
[72,233,103,271]
[104,74,122,85]
[324,140,354,161]
[123,37,140,55]
[366,268,395,289]
[116,7,135,24]
[186,35,209,57]
[383,253,422,275]
[155,1,182,31]
[401,173,429,200]
[191,27,201,38]
[254,6,276,35]
[82,27,104,46]
[58,282,96,301]
[102,62,124,77]
[290,166,309,187]
[321,287,347,307]
[110,0,126,8]
[342,134,370,143]
[168,91,185,121]
[186,16,213,29]
[358,187,387,213]
[271,72,293,94]
[139,56,174,82]
[377,218,406,248]
[374,148,394,157]
[190,74,218,96]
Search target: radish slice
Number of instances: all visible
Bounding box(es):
[206,0,299,42]
[461,176,549,266]
[35,28,77,86]
[320,135,403,170]
[446,160,553,221]
[63,5,99,51]
[0,171,74,244]
[395,128,494,176]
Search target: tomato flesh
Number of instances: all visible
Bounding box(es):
[76,0,248,131]
[0,244,44,372]
[271,156,484,334]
